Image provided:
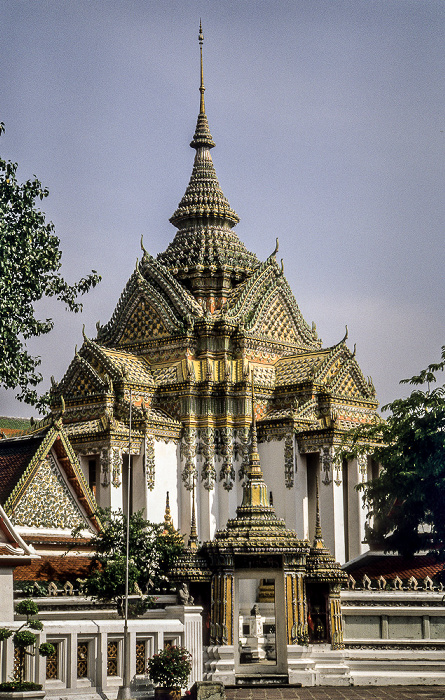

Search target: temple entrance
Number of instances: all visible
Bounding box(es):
[307,583,330,644]
[235,570,286,676]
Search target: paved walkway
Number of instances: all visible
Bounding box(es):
[224,687,445,700]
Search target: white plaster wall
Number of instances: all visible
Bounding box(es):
[258,440,285,518]
[197,481,218,541]
[146,441,179,527]
[131,452,146,514]
[319,476,345,564]
[0,569,14,621]
[347,458,368,561]
[290,449,309,539]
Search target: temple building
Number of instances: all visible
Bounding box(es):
[1,27,445,693]
[50,25,379,569]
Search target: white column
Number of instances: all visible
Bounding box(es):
[198,480,218,541]
[293,450,309,540]
[34,631,46,686]
[96,631,108,693]
[0,569,14,622]
[347,457,368,560]
[128,631,137,684]
[166,606,203,687]
[2,636,14,683]
[319,447,345,564]
[67,630,77,689]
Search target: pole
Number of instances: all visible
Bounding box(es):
[118,389,133,700]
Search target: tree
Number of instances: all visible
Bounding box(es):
[0,123,100,410]
[342,347,445,560]
[0,599,54,688]
[82,509,184,611]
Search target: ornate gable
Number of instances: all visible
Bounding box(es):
[58,355,106,399]
[312,343,375,400]
[0,425,99,533]
[227,259,319,350]
[119,296,171,343]
[98,268,186,347]
[10,453,89,530]
[250,288,310,346]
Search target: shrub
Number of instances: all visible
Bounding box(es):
[0,599,55,684]
[0,681,42,691]
[147,645,192,688]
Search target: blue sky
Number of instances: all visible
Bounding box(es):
[1,0,444,416]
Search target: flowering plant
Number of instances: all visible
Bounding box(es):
[146,645,192,688]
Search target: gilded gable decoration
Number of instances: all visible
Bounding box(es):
[11,454,86,530]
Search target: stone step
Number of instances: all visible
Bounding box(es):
[234,674,290,686]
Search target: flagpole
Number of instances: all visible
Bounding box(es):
[118,388,133,699]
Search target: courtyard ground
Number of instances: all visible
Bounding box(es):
[224,687,445,700]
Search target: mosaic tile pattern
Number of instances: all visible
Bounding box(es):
[12,454,86,530]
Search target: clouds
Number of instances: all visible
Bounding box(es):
[1,0,444,416]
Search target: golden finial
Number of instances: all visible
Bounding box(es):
[164,491,173,530]
[188,477,199,551]
[199,20,205,115]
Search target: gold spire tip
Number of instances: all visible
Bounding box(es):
[198,20,205,114]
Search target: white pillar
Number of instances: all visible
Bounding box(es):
[0,569,14,622]
[67,630,77,689]
[96,631,108,692]
[319,447,345,564]
[198,479,218,541]
[293,450,309,540]
[347,457,368,560]
[128,631,137,684]
[166,606,203,687]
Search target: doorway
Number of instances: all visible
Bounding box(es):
[235,570,286,676]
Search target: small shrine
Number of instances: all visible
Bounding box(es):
[172,381,346,685]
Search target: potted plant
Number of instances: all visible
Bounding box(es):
[146,645,192,700]
[0,600,55,699]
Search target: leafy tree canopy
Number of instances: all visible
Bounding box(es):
[83,508,184,605]
[341,347,445,559]
[0,123,100,410]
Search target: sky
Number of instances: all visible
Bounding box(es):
[1,0,444,418]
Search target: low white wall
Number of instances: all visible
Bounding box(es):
[0,605,203,698]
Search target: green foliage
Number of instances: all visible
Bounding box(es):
[146,645,192,688]
[0,681,42,692]
[38,642,55,657]
[85,554,140,602]
[0,122,100,409]
[15,599,39,617]
[13,630,37,649]
[27,620,43,631]
[341,347,445,559]
[2,599,49,683]
[0,628,13,641]
[14,581,48,598]
[83,508,184,606]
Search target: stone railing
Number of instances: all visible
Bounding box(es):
[0,604,203,698]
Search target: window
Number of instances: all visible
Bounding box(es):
[46,644,59,680]
[107,641,119,676]
[136,641,146,675]
[88,458,97,497]
[77,641,89,679]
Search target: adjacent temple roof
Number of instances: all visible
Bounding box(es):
[0,421,99,532]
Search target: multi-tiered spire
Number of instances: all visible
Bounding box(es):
[169,21,238,229]
[158,23,258,305]
[237,373,274,519]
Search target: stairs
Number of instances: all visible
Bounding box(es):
[234,674,290,686]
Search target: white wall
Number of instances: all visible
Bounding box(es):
[146,440,179,526]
